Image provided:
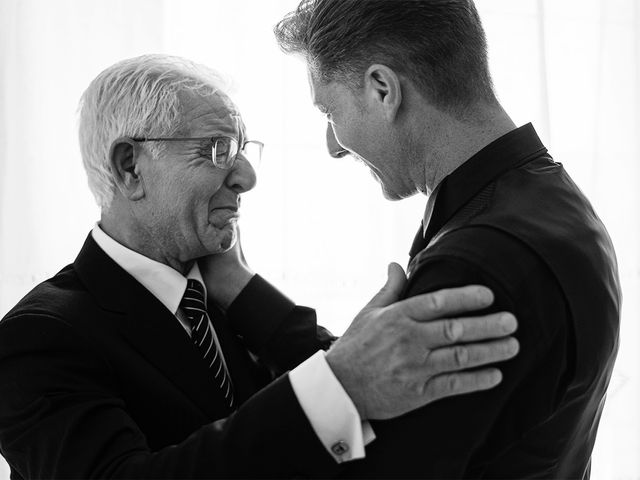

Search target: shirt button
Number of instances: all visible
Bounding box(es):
[331,440,350,456]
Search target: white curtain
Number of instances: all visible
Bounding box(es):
[0,0,638,478]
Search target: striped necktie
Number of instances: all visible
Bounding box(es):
[180,279,234,409]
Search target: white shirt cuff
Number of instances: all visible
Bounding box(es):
[289,350,376,463]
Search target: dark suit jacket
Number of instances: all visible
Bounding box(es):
[342,124,621,479]
[0,234,339,479]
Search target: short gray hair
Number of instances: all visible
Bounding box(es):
[275,0,496,116]
[78,54,229,208]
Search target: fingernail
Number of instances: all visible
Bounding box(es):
[508,338,520,356]
[477,287,493,304]
[501,314,517,333]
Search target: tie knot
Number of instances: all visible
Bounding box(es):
[181,279,206,311]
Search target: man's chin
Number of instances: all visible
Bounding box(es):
[372,174,403,201]
[380,185,406,201]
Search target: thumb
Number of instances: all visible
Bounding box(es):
[366,262,407,308]
[234,226,248,264]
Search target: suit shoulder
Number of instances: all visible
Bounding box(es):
[0,264,116,376]
[1,263,92,326]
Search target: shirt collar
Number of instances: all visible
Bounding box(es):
[422,183,442,236]
[422,123,547,243]
[91,223,205,315]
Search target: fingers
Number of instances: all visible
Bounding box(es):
[366,263,408,308]
[425,337,520,374]
[422,312,517,348]
[424,368,504,402]
[398,285,495,322]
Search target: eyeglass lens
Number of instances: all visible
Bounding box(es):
[212,138,262,169]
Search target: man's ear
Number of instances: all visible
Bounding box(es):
[363,64,402,121]
[109,137,145,201]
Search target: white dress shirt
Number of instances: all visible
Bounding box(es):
[91,224,374,463]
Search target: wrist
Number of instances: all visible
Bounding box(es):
[201,262,255,310]
[325,347,367,419]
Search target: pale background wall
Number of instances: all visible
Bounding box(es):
[0,0,638,477]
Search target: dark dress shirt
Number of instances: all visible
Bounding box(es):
[342,124,620,479]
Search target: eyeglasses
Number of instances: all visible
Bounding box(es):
[131,135,264,170]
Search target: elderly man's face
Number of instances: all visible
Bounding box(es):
[137,90,256,266]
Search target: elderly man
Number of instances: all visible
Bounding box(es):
[0,55,520,478]
[273,0,621,478]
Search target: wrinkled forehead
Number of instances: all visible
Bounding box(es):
[178,89,245,137]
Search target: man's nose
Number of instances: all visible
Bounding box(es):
[226,155,257,193]
[326,123,349,158]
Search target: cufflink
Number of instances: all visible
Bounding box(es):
[331,440,350,456]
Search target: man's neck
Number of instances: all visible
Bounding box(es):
[416,104,517,195]
[100,211,191,276]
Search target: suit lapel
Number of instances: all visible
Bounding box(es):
[74,233,233,420]
[121,299,234,419]
[206,302,267,405]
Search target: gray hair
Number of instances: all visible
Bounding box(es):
[78,54,229,208]
[275,0,496,117]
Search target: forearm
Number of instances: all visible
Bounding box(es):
[0,314,340,479]
[112,376,340,479]
[225,274,335,373]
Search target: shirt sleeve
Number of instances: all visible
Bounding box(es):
[289,350,375,463]
[226,275,335,373]
[227,275,374,463]
[344,226,571,478]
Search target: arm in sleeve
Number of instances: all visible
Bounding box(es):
[0,313,342,479]
[227,276,374,464]
[226,274,336,373]
[290,351,376,464]
[356,227,570,478]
